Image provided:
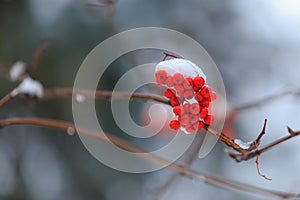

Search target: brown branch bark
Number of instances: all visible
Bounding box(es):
[42,88,249,154]
[0,117,299,199]
[0,90,18,107]
[43,88,170,104]
[27,43,49,73]
[227,127,300,162]
[2,88,300,162]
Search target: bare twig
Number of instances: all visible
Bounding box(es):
[227,127,300,162]
[43,88,169,104]
[153,133,204,200]
[254,119,267,146]
[256,154,272,181]
[0,89,18,107]
[27,43,49,73]
[0,117,299,199]
[234,89,300,112]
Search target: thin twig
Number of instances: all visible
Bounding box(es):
[254,119,267,146]
[252,119,271,180]
[27,43,49,73]
[228,127,300,162]
[245,119,268,152]
[153,133,204,200]
[0,117,299,199]
[233,89,300,112]
[0,89,18,107]
[256,154,272,181]
[43,88,170,104]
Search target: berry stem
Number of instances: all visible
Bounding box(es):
[163,52,179,61]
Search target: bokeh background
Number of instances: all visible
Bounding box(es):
[1,0,300,199]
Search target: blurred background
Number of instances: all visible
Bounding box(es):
[1,0,300,199]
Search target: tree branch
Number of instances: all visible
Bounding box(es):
[233,89,300,112]
[0,117,299,199]
[227,127,300,162]
[43,88,169,104]
[2,88,300,162]
[42,88,250,154]
[27,43,49,73]
[0,89,18,107]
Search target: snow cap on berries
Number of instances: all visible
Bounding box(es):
[156,58,206,82]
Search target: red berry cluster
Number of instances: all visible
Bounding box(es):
[155,70,217,133]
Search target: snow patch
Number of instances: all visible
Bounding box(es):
[234,139,252,149]
[17,76,44,98]
[156,58,207,81]
[9,61,26,82]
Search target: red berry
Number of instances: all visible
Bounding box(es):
[174,84,184,94]
[196,92,203,102]
[172,73,184,85]
[180,114,190,126]
[169,120,180,130]
[183,78,193,90]
[189,103,200,115]
[183,90,194,100]
[198,121,205,130]
[200,86,211,98]
[189,114,199,124]
[186,77,194,85]
[165,76,174,87]
[186,126,197,133]
[199,99,210,108]
[200,108,208,119]
[193,76,205,91]
[164,89,176,98]
[204,114,214,125]
[170,96,180,106]
[205,91,217,102]
[173,106,181,115]
[183,103,190,113]
[178,115,181,122]
[177,90,184,97]
[155,70,167,84]
[210,92,217,101]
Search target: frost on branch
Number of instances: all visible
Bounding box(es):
[14,76,44,98]
[233,139,252,150]
[9,60,26,82]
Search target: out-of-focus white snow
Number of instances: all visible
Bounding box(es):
[75,94,86,103]
[17,76,44,98]
[9,61,26,82]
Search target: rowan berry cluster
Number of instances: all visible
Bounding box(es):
[155,70,216,133]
